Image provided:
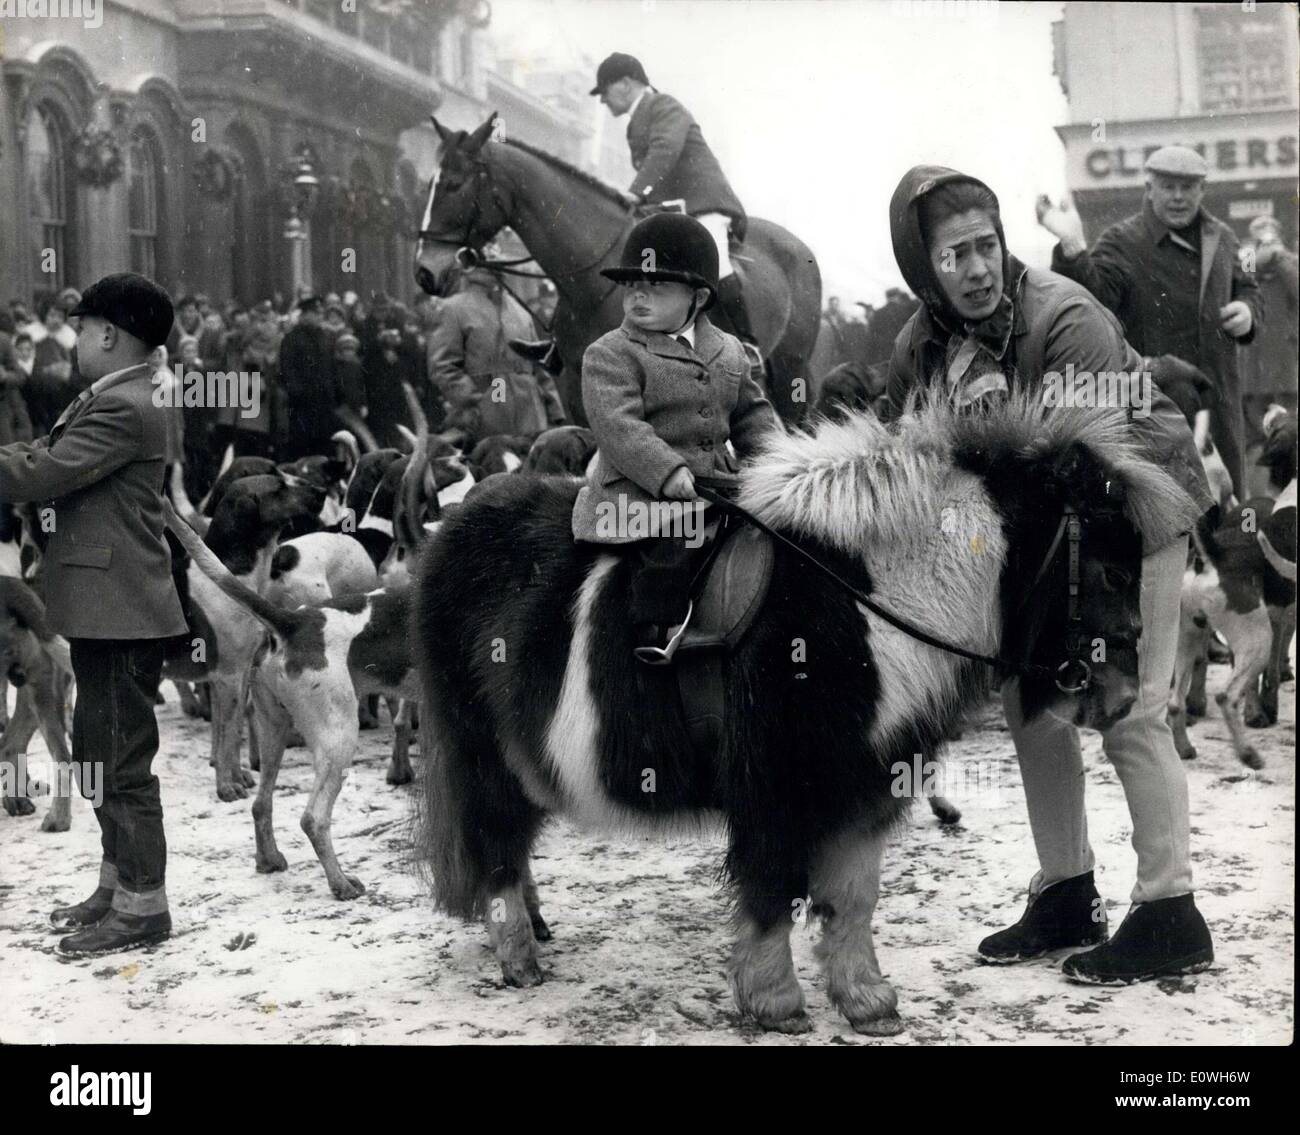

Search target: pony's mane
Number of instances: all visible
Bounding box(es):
[741,388,1200,552]
[499,137,630,208]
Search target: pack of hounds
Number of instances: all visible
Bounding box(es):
[0,367,1294,898]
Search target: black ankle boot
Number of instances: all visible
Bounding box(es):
[49,886,114,932]
[58,909,172,958]
[1062,893,1213,985]
[978,871,1107,964]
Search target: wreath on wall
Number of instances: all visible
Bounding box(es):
[71,125,124,188]
[193,148,235,201]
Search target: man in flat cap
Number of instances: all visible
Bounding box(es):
[0,272,186,956]
[590,52,761,370]
[1037,145,1262,496]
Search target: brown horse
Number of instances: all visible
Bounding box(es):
[413,113,822,425]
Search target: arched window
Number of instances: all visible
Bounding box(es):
[26,104,72,290]
[127,133,160,278]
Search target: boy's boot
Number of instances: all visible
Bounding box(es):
[1062,893,1213,985]
[978,871,1108,963]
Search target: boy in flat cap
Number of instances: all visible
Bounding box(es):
[0,271,187,956]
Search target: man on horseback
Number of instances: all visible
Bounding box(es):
[590,52,763,375]
[883,166,1217,987]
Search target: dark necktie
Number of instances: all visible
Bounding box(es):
[675,335,691,352]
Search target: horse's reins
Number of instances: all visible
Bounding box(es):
[695,484,1089,690]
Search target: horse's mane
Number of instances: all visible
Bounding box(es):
[499,137,630,209]
[741,389,1200,553]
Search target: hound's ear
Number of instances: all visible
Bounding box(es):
[430,115,454,144]
[466,113,497,153]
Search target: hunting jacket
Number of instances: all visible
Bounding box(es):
[626,91,745,225]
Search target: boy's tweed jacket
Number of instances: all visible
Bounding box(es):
[572,316,779,544]
[0,362,186,639]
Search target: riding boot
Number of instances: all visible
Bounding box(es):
[977,870,1108,963]
[508,338,565,378]
[715,275,765,379]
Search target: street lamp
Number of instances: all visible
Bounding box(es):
[283,148,320,297]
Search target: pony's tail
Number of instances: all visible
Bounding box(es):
[410,547,489,921]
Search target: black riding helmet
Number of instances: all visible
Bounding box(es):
[601,213,719,310]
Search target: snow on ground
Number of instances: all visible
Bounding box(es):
[0,664,1292,1046]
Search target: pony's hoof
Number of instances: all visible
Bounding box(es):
[239,769,256,788]
[386,764,413,786]
[759,1011,813,1035]
[216,781,248,802]
[850,1012,905,1037]
[330,875,366,900]
[1244,707,1274,729]
[256,851,289,874]
[530,915,553,942]
[3,796,35,817]
[41,813,70,833]
[501,957,544,988]
[1179,746,1198,762]
[1239,747,1264,771]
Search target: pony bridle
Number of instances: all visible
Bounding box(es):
[1025,506,1091,694]
[697,486,1092,693]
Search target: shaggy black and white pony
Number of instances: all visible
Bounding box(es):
[412,391,1198,1036]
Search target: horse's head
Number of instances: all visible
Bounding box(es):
[956,397,1200,731]
[414,113,510,297]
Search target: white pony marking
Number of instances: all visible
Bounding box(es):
[437,469,476,507]
[502,450,523,473]
[542,554,721,837]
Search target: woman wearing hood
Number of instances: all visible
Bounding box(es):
[883,166,1215,987]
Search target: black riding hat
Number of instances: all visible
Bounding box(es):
[590,52,649,96]
[601,213,719,308]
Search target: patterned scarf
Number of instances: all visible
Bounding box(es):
[933,261,1026,409]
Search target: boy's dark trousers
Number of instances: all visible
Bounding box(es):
[69,638,168,910]
[628,535,709,626]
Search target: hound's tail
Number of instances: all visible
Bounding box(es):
[169,464,210,537]
[162,499,303,639]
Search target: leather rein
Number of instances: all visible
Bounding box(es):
[695,483,1090,691]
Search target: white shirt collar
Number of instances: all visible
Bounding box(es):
[627,86,652,122]
[672,322,696,348]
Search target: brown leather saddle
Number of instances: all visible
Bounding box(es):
[669,503,775,757]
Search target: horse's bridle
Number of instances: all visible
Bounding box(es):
[416,155,627,291]
[696,485,1091,691]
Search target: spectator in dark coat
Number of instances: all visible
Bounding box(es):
[278,296,337,459]
[862,287,921,365]
[1240,215,1298,492]
[1037,145,1262,497]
